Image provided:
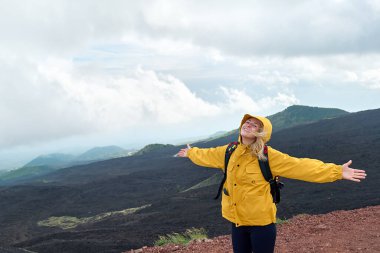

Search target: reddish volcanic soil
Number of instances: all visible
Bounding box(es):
[126,205,380,253]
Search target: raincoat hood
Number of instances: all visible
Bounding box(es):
[239,114,273,143]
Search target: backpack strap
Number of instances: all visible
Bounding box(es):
[214,142,238,200]
[258,145,284,204]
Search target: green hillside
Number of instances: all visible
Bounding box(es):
[182,173,223,192]
[133,144,175,156]
[268,105,349,132]
[0,165,55,182]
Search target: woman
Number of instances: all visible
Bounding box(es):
[177,114,366,253]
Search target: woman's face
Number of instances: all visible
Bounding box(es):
[241,117,262,139]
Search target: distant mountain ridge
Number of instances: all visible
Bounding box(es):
[74,146,129,162]
[0,145,134,185]
[24,153,75,168]
[25,145,131,168]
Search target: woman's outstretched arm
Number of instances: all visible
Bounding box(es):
[269,147,367,183]
[176,144,227,170]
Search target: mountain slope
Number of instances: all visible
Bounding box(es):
[0,108,378,253]
[0,166,54,184]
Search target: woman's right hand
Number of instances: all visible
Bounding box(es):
[177,144,192,157]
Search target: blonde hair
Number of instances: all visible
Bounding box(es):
[248,129,267,161]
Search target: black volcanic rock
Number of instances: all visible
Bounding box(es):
[0,246,35,253]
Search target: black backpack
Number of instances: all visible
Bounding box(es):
[215,142,284,203]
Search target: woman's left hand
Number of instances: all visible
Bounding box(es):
[176,144,192,157]
[342,160,367,182]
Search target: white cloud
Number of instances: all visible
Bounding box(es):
[272,93,300,107]
[0,0,379,156]
[239,54,380,93]
[37,59,222,126]
[219,87,299,114]
[2,54,298,150]
[134,0,380,56]
[361,69,380,89]
[1,0,379,59]
[0,58,93,149]
[220,87,262,113]
[345,68,380,89]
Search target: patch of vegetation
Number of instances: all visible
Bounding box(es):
[182,173,223,192]
[37,204,151,229]
[276,217,289,225]
[154,228,208,246]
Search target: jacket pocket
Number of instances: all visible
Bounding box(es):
[221,191,234,217]
[239,193,269,220]
[244,162,266,195]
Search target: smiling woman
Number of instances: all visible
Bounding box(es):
[240,116,267,161]
[177,114,367,253]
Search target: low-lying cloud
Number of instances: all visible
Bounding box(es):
[0,58,298,149]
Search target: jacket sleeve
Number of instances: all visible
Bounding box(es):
[187,145,228,170]
[268,147,343,183]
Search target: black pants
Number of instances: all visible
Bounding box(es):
[231,223,276,253]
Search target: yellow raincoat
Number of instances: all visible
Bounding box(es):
[187,114,343,226]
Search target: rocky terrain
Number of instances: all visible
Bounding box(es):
[127,205,380,253]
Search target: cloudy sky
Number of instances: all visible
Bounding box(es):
[1,0,380,170]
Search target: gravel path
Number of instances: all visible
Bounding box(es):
[126,205,380,253]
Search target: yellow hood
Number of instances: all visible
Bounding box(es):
[239,114,273,143]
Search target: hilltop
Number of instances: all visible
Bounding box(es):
[267,105,348,132]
